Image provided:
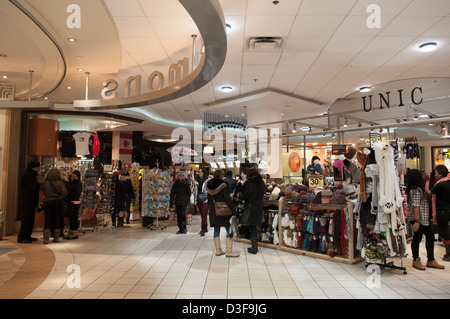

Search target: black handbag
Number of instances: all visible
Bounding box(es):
[239,183,252,226]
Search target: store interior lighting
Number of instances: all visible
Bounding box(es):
[359,86,371,93]
[419,42,438,52]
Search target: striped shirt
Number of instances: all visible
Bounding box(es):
[407,188,430,226]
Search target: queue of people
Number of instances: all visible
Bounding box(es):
[17,162,83,244]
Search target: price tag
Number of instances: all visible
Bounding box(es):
[308,175,324,188]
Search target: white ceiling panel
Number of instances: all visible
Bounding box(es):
[348,0,413,16]
[104,0,144,17]
[242,52,281,65]
[113,17,155,38]
[138,0,188,17]
[380,16,442,36]
[298,0,357,16]
[400,0,450,17]
[244,15,295,37]
[246,0,302,15]
[290,16,346,36]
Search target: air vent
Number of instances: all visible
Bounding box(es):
[247,37,283,51]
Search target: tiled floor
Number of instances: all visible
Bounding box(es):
[2,214,450,299]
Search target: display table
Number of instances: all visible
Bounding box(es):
[236,198,363,264]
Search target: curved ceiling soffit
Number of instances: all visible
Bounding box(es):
[9,0,67,99]
[73,0,227,111]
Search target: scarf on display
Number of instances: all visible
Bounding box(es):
[356,149,371,203]
[372,141,404,215]
[432,176,450,244]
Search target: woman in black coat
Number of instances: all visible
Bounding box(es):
[206,170,239,257]
[239,167,265,254]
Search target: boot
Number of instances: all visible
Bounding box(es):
[443,241,450,261]
[53,229,60,243]
[67,230,79,240]
[412,258,426,270]
[427,259,445,269]
[213,237,225,256]
[247,237,258,254]
[43,229,50,245]
[225,237,239,258]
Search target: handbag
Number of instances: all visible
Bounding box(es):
[214,200,232,216]
[239,182,253,225]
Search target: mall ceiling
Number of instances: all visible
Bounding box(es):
[1,0,450,144]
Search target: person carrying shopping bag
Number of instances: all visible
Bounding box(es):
[206,170,239,257]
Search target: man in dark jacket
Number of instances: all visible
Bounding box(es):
[238,167,265,254]
[170,171,191,234]
[17,161,40,243]
[224,171,237,194]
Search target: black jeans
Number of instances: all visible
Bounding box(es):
[68,203,80,231]
[43,201,63,230]
[18,205,36,240]
[436,210,450,242]
[411,222,435,261]
[175,204,187,231]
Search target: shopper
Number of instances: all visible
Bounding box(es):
[65,170,82,240]
[238,167,265,254]
[40,168,67,244]
[113,173,126,227]
[196,168,209,236]
[206,170,239,257]
[17,161,41,243]
[224,170,237,194]
[426,165,450,261]
[406,170,444,270]
[233,171,247,198]
[170,171,191,234]
[121,172,135,224]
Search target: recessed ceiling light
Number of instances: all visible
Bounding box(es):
[360,86,371,93]
[419,42,437,53]
[67,86,72,89]
[68,38,77,42]
[220,86,233,93]
[77,68,84,72]
[419,114,429,118]
[2,75,7,79]
[44,97,48,100]
[225,23,232,34]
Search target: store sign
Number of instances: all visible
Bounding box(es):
[308,175,324,188]
[361,87,423,112]
[332,145,346,156]
[369,133,382,148]
[101,58,189,100]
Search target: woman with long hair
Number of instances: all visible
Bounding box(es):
[406,169,444,270]
[206,170,239,257]
[196,167,209,236]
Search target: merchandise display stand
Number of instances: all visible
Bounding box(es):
[78,170,98,234]
[237,199,362,264]
[142,169,171,230]
[96,172,116,233]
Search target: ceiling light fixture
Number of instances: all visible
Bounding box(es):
[2,75,7,79]
[220,86,233,93]
[413,112,419,120]
[77,68,84,72]
[419,42,437,53]
[343,118,348,127]
[67,86,72,89]
[360,86,371,93]
[67,38,77,42]
[332,133,336,139]
[225,23,232,34]
[292,124,297,134]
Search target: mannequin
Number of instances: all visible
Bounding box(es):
[307,156,323,174]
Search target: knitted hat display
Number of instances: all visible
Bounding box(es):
[330,184,347,205]
[306,189,315,203]
[321,190,333,204]
[312,192,322,204]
